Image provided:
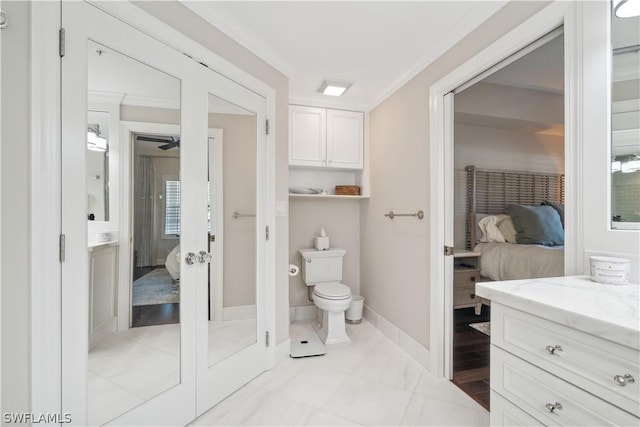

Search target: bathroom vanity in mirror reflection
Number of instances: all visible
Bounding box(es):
[611,8,640,230]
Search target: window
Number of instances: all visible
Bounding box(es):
[164,179,181,236]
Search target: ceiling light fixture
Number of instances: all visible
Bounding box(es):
[613,0,640,18]
[318,80,352,97]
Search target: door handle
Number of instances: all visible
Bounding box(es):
[198,251,213,264]
[185,252,198,265]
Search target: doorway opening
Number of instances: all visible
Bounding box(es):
[449,30,566,410]
[131,132,182,327]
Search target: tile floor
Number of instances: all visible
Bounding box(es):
[88,319,256,426]
[191,320,489,426]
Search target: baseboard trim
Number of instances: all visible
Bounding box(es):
[363,304,431,372]
[289,305,317,323]
[223,304,257,321]
[273,338,291,367]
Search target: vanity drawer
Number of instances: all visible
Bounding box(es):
[491,346,640,426]
[490,390,544,426]
[454,287,479,306]
[492,303,640,417]
[454,270,479,287]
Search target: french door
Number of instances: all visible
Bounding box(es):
[61,2,268,425]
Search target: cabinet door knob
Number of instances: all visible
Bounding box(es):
[545,402,563,413]
[469,276,476,282]
[470,293,476,299]
[613,374,635,386]
[545,345,563,355]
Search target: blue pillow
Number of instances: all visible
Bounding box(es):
[542,200,564,227]
[506,204,564,246]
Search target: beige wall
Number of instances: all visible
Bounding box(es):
[133,2,290,341]
[211,113,258,307]
[289,199,361,307]
[362,1,550,348]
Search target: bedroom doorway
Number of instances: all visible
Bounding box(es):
[447,28,566,410]
[131,132,182,328]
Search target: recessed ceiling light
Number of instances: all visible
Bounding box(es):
[614,0,640,18]
[318,80,352,97]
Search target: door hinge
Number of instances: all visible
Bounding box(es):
[265,119,270,135]
[444,245,454,256]
[265,331,270,347]
[59,234,66,262]
[59,28,65,58]
[266,225,270,241]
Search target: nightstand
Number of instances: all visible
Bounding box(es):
[453,249,483,314]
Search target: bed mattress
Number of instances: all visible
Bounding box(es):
[475,242,564,281]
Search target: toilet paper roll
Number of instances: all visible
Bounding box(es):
[288,264,300,277]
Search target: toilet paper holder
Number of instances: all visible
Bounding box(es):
[288,264,300,277]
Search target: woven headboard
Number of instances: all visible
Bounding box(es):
[465,165,565,250]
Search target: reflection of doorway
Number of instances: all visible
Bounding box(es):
[132,132,181,327]
[448,31,565,410]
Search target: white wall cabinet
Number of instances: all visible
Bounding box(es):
[289,105,363,170]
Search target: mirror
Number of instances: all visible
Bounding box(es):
[87,110,110,222]
[611,6,640,229]
[207,93,258,366]
[87,40,182,425]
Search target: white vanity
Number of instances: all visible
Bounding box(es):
[476,276,639,426]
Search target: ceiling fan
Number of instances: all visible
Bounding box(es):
[136,134,180,150]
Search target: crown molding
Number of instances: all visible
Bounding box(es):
[180,1,293,78]
[368,1,509,110]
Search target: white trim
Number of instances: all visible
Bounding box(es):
[208,131,224,323]
[290,305,317,322]
[30,1,62,420]
[428,1,580,377]
[223,305,257,321]
[89,1,277,102]
[369,1,509,110]
[363,305,430,371]
[275,338,292,366]
[179,1,293,78]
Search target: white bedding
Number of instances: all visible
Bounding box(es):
[475,242,564,281]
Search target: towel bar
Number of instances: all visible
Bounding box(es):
[232,212,256,219]
[384,210,424,220]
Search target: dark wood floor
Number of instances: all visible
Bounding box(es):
[452,306,490,411]
[132,265,180,327]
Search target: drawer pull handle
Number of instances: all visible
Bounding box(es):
[469,276,476,282]
[545,402,563,413]
[470,293,476,299]
[545,345,562,355]
[613,374,635,386]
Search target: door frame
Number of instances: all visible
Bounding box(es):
[30,0,277,421]
[428,1,583,377]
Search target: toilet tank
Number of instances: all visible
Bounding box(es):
[299,248,346,285]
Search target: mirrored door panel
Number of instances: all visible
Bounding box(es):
[86,40,182,425]
[207,94,258,367]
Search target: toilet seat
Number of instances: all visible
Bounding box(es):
[313,282,351,300]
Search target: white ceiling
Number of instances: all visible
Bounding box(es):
[182,1,507,111]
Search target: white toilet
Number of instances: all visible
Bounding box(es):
[299,248,352,344]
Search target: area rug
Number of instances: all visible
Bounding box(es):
[469,321,491,336]
[132,268,180,306]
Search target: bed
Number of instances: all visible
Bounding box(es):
[465,165,565,281]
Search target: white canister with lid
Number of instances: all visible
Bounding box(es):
[590,256,630,285]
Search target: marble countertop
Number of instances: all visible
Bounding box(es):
[476,275,640,350]
[88,240,118,251]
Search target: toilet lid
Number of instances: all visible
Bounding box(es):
[313,282,351,300]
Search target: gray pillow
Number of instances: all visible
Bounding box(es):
[506,204,564,246]
[542,200,564,227]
